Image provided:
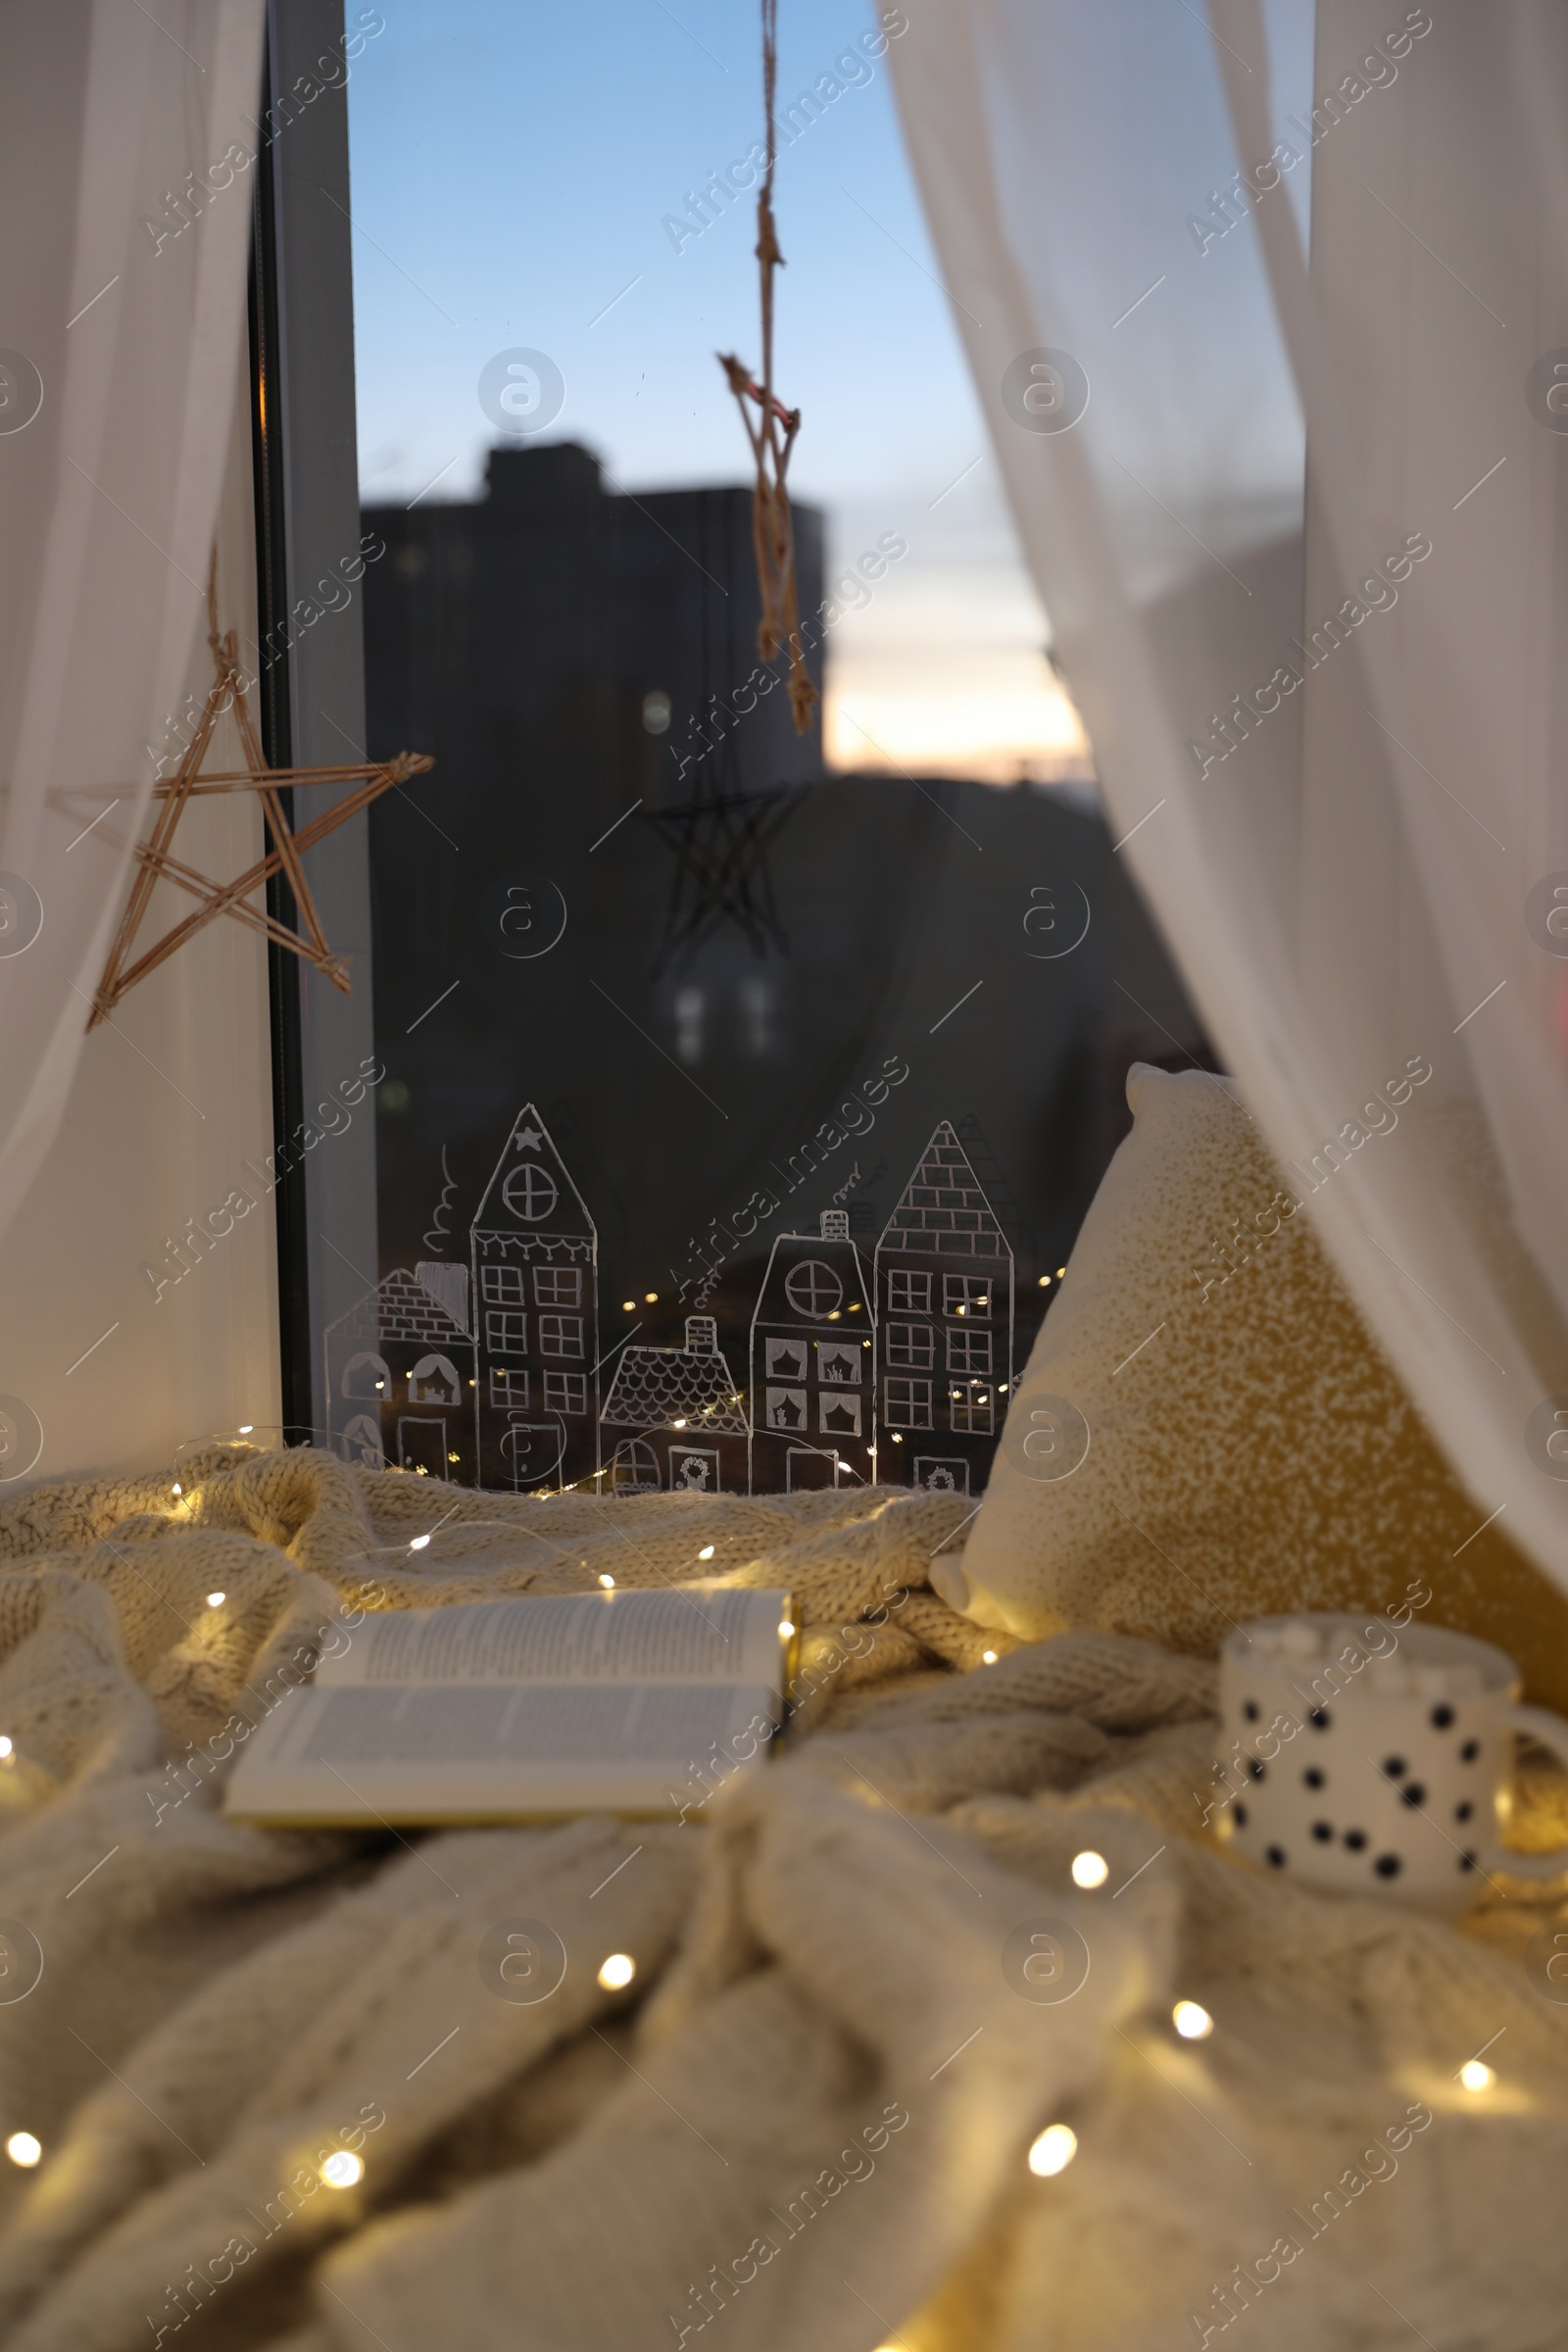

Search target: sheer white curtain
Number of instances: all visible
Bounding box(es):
[891,0,1568,1591]
[0,0,265,1237]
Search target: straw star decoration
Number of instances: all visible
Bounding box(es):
[90,573,432,1030]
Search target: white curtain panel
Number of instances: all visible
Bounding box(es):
[889,0,1568,1592]
[0,0,266,1238]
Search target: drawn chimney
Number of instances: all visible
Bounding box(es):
[685,1314,719,1353]
[819,1209,850,1241]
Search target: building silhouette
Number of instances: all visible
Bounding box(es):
[749,1209,876,1491]
[324,1267,476,1479]
[600,1313,748,1494]
[874,1124,1015,1494]
[470,1103,599,1490]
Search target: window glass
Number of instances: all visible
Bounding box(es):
[341,1,1207,1495]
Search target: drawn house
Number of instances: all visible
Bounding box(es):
[470,1102,599,1491]
[874,1122,1015,1494]
[324,1264,476,1480]
[749,1208,875,1492]
[599,1315,748,1494]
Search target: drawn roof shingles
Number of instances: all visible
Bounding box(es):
[328,1269,471,1347]
[880,1122,1009,1258]
[601,1344,747,1434]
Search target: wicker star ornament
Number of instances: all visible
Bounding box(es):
[89,570,432,1029]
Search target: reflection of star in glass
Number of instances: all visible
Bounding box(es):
[514,1127,543,1150]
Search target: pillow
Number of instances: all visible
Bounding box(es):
[945,1064,1568,1710]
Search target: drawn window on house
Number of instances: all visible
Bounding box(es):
[949,1378,995,1435]
[537,1313,584,1358]
[480,1263,526,1305]
[784,1259,843,1319]
[409,1351,461,1405]
[611,1438,661,1494]
[765,1386,808,1431]
[341,1348,390,1399]
[765,1336,808,1382]
[485,1309,527,1352]
[490,1366,529,1409]
[542,1370,587,1414]
[342,1412,384,1467]
[885,1321,933,1369]
[884,1376,933,1430]
[887,1270,932,1315]
[819,1390,861,1437]
[947,1328,993,1376]
[944,1273,993,1318]
[502,1162,559,1221]
[534,1265,582,1307]
[815,1340,860,1384]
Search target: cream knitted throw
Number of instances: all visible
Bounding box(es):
[0,1445,1562,2352]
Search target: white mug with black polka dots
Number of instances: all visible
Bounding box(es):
[1216,1614,1568,1914]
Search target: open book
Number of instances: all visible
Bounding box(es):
[222,1586,794,1827]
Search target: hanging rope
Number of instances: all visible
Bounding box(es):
[717,0,819,736]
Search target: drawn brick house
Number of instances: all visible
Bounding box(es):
[470,1103,599,1490]
[749,1208,875,1492]
[599,1314,748,1494]
[324,1265,476,1480]
[874,1123,1015,1494]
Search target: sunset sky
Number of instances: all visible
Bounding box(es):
[345,0,1093,784]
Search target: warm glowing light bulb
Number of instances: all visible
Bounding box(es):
[206,1592,225,1609]
[0,1737,13,1759]
[408,1534,430,1551]
[5,2132,40,2169]
[982,1649,998,1665]
[698,1544,715,1560]
[238,1424,254,1435]
[779,1619,795,1639]
[1070,1850,1108,1889]
[319,2150,363,2189]
[171,1483,182,1497]
[1459,2060,1494,2093]
[1039,1274,1052,1287]
[1056,1266,1066,1279]
[1027,2123,1077,2177]
[672,1417,687,1429]
[645,1292,658,1303]
[598,1952,636,1990]
[599,1574,615,1590]
[1173,2000,1213,2040]
[622,1299,635,1311]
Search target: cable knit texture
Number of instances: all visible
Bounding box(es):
[0,1446,1560,2351]
[959,1064,1568,1710]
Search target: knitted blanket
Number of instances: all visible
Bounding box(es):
[0,1445,1562,2352]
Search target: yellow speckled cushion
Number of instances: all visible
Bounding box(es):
[952,1064,1568,1709]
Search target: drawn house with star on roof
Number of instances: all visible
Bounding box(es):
[324,1265,476,1480]
[874,1122,1015,1494]
[599,1315,749,1494]
[749,1209,875,1493]
[470,1102,599,1491]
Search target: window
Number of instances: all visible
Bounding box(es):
[944,1274,993,1318]
[340,1348,389,1399]
[949,1379,995,1435]
[947,1328,992,1375]
[784,1259,843,1320]
[537,1312,584,1358]
[819,1391,861,1436]
[480,1263,525,1305]
[885,1321,933,1369]
[883,1377,933,1431]
[887,1270,932,1315]
[484,1309,527,1353]
[534,1265,581,1307]
[543,1371,587,1415]
[490,1367,528,1409]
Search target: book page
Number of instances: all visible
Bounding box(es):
[318,1586,789,1691]
[223,1676,782,1825]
